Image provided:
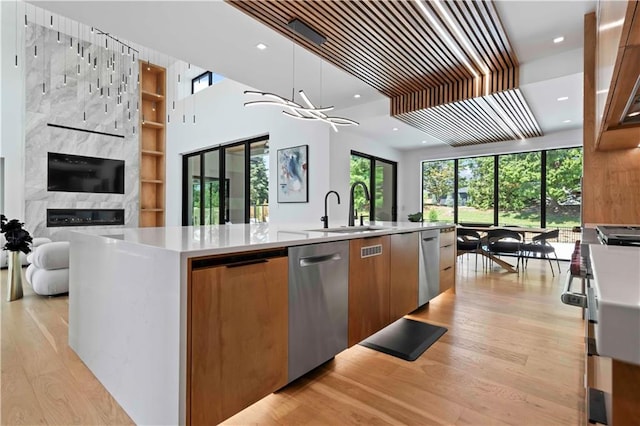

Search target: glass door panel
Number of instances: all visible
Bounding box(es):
[203,151,220,225]
[458,157,494,225]
[250,140,269,223]
[224,144,245,224]
[422,160,454,222]
[498,152,541,227]
[186,155,201,226]
[374,159,395,221]
[349,155,371,221]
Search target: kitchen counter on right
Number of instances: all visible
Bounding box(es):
[589,244,640,366]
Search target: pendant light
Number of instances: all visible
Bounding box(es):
[243,18,358,132]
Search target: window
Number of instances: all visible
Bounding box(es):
[498,152,541,227]
[545,148,582,229]
[422,159,454,222]
[421,147,583,259]
[191,72,225,94]
[182,136,269,225]
[458,156,494,225]
[350,152,397,222]
[191,71,212,94]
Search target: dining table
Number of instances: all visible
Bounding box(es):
[457,225,553,273]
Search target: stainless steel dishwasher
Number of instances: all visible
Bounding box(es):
[418,229,440,306]
[288,241,349,383]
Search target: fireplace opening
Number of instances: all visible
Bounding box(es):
[47,209,125,227]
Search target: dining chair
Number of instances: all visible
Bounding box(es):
[456,228,483,270]
[522,229,561,276]
[485,229,524,272]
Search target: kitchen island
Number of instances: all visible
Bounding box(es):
[67,221,454,425]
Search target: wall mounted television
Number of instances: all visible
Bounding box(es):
[47,152,125,194]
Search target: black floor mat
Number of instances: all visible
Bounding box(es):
[359,318,447,361]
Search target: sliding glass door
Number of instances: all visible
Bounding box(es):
[183,136,269,225]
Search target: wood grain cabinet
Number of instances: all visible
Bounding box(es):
[439,227,456,294]
[188,250,288,425]
[139,63,166,227]
[595,1,640,150]
[348,235,391,347]
[389,232,419,322]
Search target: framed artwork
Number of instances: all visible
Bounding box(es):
[277,144,308,203]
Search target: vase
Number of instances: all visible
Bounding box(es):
[7,251,23,302]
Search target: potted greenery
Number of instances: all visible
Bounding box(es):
[1,214,33,301]
[407,212,423,222]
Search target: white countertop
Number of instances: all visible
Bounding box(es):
[67,221,453,257]
[590,244,640,365]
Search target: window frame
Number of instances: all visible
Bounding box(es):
[182,135,269,225]
[350,151,398,222]
[191,71,213,95]
[421,146,582,228]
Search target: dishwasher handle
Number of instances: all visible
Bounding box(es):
[423,236,438,242]
[560,273,587,308]
[299,253,342,267]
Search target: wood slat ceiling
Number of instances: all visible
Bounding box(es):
[228,0,543,146]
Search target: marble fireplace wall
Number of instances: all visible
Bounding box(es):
[24,22,139,238]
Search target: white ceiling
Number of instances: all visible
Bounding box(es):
[30,0,596,150]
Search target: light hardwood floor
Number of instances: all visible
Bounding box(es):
[1,257,585,425]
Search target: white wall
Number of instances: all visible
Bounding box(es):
[165,75,332,226]
[0,1,26,220]
[399,128,583,215]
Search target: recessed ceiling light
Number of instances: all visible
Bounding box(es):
[256,43,268,50]
[421,140,427,144]
[353,94,361,99]
[563,119,572,123]
[557,96,569,101]
[392,127,398,131]
[599,19,624,32]
[553,36,565,44]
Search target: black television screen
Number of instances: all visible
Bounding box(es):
[47,152,125,194]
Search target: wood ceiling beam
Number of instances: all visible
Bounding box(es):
[227,0,542,146]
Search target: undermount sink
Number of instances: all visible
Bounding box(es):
[306,226,391,233]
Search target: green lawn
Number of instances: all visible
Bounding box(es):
[423,205,579,228]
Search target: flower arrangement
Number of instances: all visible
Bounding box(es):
[0,214,33,254]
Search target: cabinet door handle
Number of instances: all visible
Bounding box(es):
[442,244,453,248]
[443,266,453,271]
[225,259,268,268]
[423,237,437,242]
[587,287,598,324]
[299,253,341,267]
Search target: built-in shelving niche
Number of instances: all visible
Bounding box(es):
[139,63,166,227]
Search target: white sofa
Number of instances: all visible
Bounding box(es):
[0,236,51,268]
[26,241,70,296]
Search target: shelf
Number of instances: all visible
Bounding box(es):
[141,149,165,156]
[141,120,164,129]
[139,61,166,228]
[141,90,165,101]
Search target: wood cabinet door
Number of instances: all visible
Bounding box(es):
[439,230,456,294]
[348,236,390,347]
[389,232,419,322]
[189,256,288,425]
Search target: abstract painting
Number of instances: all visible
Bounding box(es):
[277,145,308,203]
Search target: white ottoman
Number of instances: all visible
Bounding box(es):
[25,241,69,296]
[1,236,51,268]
